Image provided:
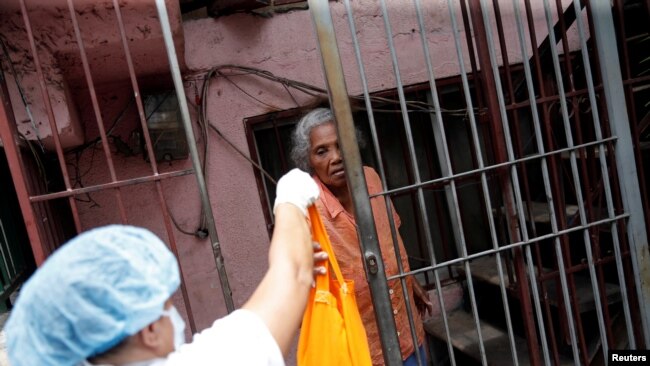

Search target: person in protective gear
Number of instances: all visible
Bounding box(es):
[5,168,323,366]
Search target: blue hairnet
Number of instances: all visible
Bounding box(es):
[5,225,181,366]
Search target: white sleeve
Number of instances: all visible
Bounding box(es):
[163,309,285,366]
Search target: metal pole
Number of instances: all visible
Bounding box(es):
[155,0,235,313]
[591,0,650,348]
[307,0,402,364]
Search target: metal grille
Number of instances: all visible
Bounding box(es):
[308,0,649,365]
[0,0,235,333]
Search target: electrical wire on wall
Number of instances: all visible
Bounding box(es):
[187,64,491,193]
[0,36,45,153]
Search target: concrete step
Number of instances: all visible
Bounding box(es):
[455,256,621,314]
[424,308,574,366]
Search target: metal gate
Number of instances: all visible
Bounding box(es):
[0,0,234,333]
[308,0,649,365]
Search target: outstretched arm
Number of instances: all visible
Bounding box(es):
[242,169,320,356]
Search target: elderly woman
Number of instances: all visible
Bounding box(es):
[291,108,432,366]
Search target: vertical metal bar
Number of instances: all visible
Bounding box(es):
[65,0,128,224]
[613,0,650,236]
[340,0,428,363]
[155,0,235,313]
[18,0,82,234]
[0,219,15,278]
[0,73,47,265]
[510,0,582,363]
[380,0,488,363]
[111,0,197,333]
[568,0,637,349]
[307,1,402,363]
[539,0,611,359]
[591,0,650,348]
[548,0,598,364]
[492,3,564,359]
[446,1,520,364]
[468,2,543,365]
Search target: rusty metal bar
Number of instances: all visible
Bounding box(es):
[379,0,486,363]
[510,0,582,363]
[341,0,436,364]
[613,0,650,235]
[493,0,564,362]
[0,74,47,265]
[65,0,128,224]
[155,0,235,313]
[468,3,541,361]
[539,0,612,359]
[29,169,194,202]
[553,0,610,357]
[18,0,82,235]
[446,1,520,364]
[559,0,616,351]
[590,0,650,348]
[374,137,618,199]
[307,0,402,364]
[111,0,198,332]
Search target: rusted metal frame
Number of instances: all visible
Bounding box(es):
[492,1,564,363]
[446,1,521,363]
[65,0,128,224]
[589,0,645,345]
[623,75,650,86]
[536,253,631,280]
[470,2,545,364]
[308,0,402,363]
[503,86,598,111]
[374,136,618,199]
[554,0,616,351]
[540,0,612,359]
[540,17,591,366]
[29,169,194,202]
[376,0,470,363]
[17,0,82,235]
[0,78,47,265]
[243,122,274,236]
[521,0,588,361]
[549,0,606,364]
[613,0,650,237]
[459,0,499,178]
[111,0,197,332]
[387,213,629,280]
[155,0,235,314]
[581,0,647,348]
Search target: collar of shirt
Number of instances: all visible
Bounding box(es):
[313,175,351,221]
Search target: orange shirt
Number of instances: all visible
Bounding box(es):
[313,166,425,365]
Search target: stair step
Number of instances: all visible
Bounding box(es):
[424,308,574,365]
[493,202,579,224]
[455,256,621,313]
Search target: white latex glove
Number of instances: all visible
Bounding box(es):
[273,168,320,216]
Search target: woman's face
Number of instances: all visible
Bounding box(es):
[309,122,347,190]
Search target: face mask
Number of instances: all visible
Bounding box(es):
[161,306,186,350]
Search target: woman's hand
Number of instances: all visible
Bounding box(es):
[412,281,433,317]
[312,242,328,277]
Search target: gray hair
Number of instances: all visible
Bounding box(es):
[290,107,366,173]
